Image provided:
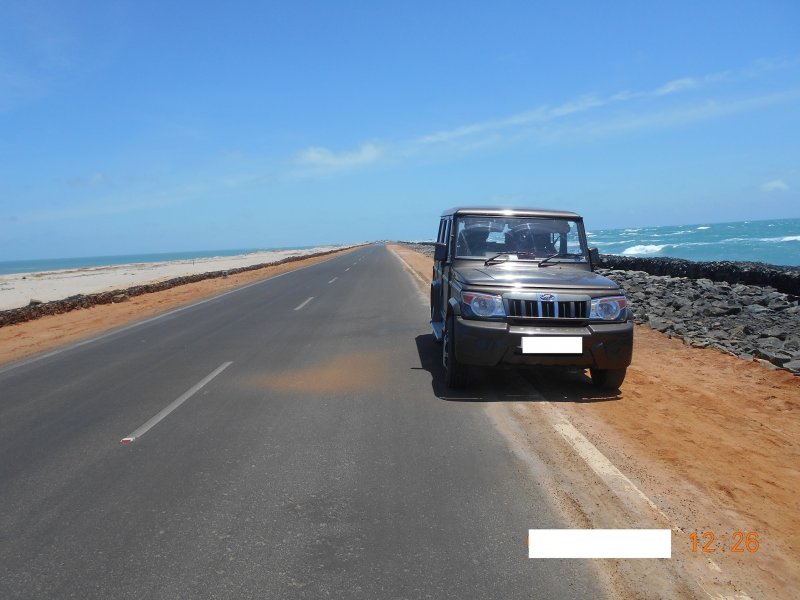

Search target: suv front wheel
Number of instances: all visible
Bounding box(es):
[443,314,469,388]
[590,367,627,390]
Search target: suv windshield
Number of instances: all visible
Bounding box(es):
[454,216,587,261]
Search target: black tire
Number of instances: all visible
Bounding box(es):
[443,314,469,388]
[590,367,627,390]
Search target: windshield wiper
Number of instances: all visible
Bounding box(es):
[538,252,584,267]
[484,252,511,265]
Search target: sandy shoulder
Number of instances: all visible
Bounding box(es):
[0,247,358,366]
[390,243,800,599]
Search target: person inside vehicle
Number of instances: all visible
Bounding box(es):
[512,229,556,256]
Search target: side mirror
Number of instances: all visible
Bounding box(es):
[588,247,600,270]
[434,242,449,262]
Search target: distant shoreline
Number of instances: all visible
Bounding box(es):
[0,244,344,277]
[0,245,356,314]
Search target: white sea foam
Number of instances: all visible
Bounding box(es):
[622,244,667,255]
[696,226,710,230]
[759,235,800,243]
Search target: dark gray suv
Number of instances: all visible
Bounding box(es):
[430,207,633,389]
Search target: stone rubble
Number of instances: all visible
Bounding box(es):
[598,268,800,374]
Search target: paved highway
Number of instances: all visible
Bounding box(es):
[0,245,603,599]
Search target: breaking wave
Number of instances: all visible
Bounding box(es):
[621,244,667,255]
[760,235,800,243]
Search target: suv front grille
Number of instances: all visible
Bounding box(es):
[506,298,589,320]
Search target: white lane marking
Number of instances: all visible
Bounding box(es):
[345,267,350,271]
[328,277,338,284]
[120,361,232,443]
[538,403,675,525]
[294,296,314,311]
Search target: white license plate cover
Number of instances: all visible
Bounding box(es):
[522,336,582,354]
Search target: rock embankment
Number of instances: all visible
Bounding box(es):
[599,269,800,374]
[598,255,799,296]
[397,242,800,374]
[0,248,351,328]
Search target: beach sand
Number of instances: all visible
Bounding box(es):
[0,246,347,311]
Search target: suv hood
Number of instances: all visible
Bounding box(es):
[454,264,620,291]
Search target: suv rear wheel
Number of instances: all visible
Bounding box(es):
[443,314,469,388]
[590,367,627,390]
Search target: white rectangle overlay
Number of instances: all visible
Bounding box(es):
[522,336,582,354]
[528,529,671,559]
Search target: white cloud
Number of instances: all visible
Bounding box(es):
[412,59,800,153]
[416,98,606,145]
[575,92,800,140]
[761,179,790,192]
[654,77,697,96]
[273,58,800,182]
[88,172,106,186]
[410,77,800,153]
[295,143,381,169]
[66,171,109,188]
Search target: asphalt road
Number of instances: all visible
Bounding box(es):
[0,245,603,599]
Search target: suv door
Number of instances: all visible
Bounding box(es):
[431,216,451,337]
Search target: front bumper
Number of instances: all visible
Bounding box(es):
[453,316,633,369]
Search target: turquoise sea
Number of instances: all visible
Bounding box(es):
[0,246,318,276]
[587,217,800,267]
[2,218,798,275]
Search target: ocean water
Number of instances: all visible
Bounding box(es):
[587,217,800,267]
[0,246,317,276]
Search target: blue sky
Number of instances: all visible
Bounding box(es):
[1,1,799,259]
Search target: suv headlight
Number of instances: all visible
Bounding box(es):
[461,291,506,318]
[590,296,627,321]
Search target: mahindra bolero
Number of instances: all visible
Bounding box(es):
[430,207,633,389]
